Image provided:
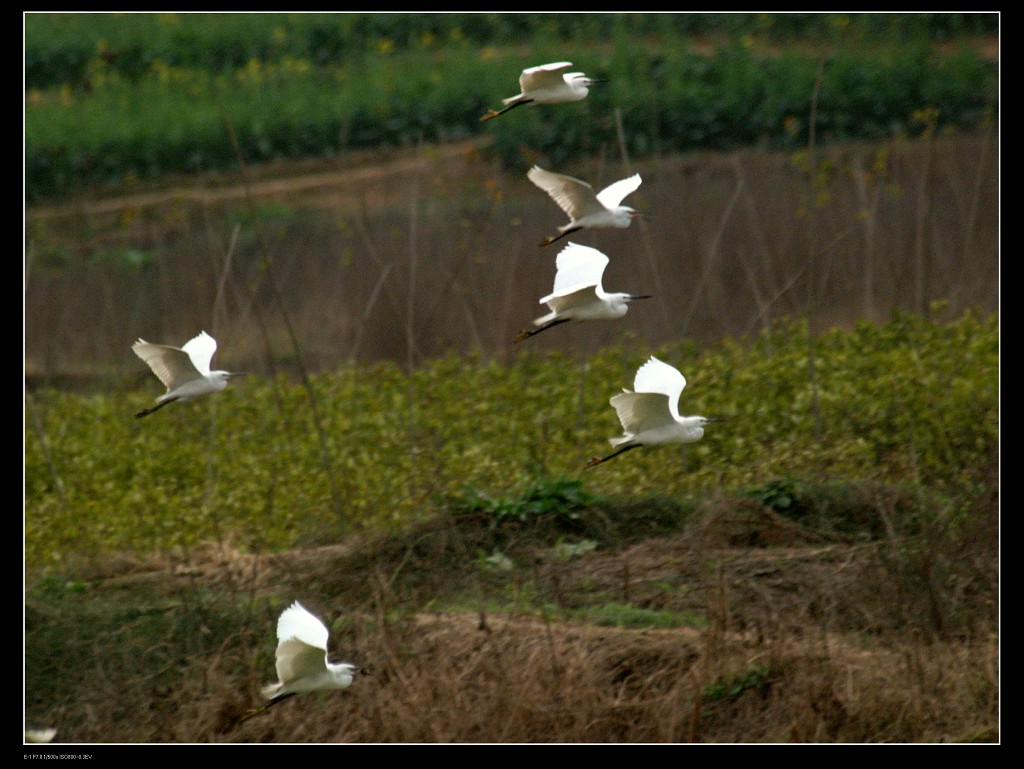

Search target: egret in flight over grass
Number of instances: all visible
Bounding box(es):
[585,356,722,469]
[514,242,650,343]
[528,165,643,246]
[132,331,244,418]
[480,61,602,122]
[241,601,362,724]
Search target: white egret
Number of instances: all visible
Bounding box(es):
[241,601,361,723]
[480,61,602,122]
[528,165,643,246]
[131,331,244,418]
[585,356,722,468]
[514,242,650,343]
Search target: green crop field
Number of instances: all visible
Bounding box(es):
[25,311,997,567]
[25,13,998,202]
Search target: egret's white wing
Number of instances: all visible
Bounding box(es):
[518,61,574,93]
[275,637,330,686]
[274,602,330,685]
[632,356,686,420]
[540,285,598,314]
[277,601,329,650]
[528,166,604,220]
[545,242,609,299]
[610,391,675,436]
[595,174,642,209]
[180,331,217,376]
[132,340,204,390]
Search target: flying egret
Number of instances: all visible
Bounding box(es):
[480,61,602,122]
[528,165,643,246]
[513,242,650,343]
[585,356,722,468]
[131,331,244,418]
[241,601,362,724]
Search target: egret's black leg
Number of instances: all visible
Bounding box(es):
[512,318,571,344]
[134,397,178,419]
[237,692,297,725]
[480,98,533,122]
[539,226,580,247]
[584,444,640,469]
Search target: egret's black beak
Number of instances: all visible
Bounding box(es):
[629,294,653,301]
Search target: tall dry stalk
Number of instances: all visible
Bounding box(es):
[803,55,827,441]
[614,107,671,334]
[218,103,344,524]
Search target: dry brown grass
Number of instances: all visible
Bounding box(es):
[26,490,998,744]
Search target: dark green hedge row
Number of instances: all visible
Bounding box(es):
[25,13,998,91]
[493,42,998,169]
[24,36,997,204]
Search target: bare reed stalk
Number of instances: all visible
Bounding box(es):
[406,170,421,373]
[731,156,783,332]
[218,104,344,523]
[348,261,394,365]
[803,55,827,441]
[24,253,68,510]
[681,178,743,337]
[912,135,934,316]
[200,223,246,548]
[355,197,406,326]
[25,389,68,510]
[499,257,521,357]
[614,107,671,334]
[211,223,240,332]
[959,122,994,300]
[411,246,477,354]
[852,151,885,321]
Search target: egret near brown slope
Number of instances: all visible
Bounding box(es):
[528,165,643,247]
[480,61,602,122]
[514,242,650,343]
[240,601,363,724]
[585,356,722,469]
[132,330,244,418]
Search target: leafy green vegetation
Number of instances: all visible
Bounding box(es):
[25,13,998,90]
[25,13,998,202]
[446,472,604,530]
[702,661,772,703]
[24,311,998,568]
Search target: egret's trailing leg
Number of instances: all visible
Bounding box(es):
[584,444,641,469]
